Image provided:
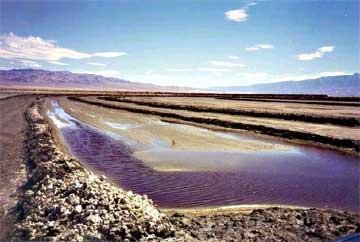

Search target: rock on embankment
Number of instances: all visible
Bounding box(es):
[170,208,360,241]
[10,101,188,241]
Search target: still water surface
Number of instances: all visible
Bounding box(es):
[47,100,359,211]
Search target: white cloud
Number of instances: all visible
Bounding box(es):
[11,59,42,68]
[48,61,68,66]
[76,70,120,78]
[92,52,127,58]
[225,1,258,23]
[0,33,127,61]
[236,72,268,79]
[318,46,334,53]
[198,67,232,73]
[166,68,193,72]
[296,46,335,61]
[87,62,107,67]
[228,55,240,59]
[225,9,248,22]
[210,61,246,68]
[246,44,274,51]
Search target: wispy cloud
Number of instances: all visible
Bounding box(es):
[236,72,268,79]
[0,33,127,61]
[48,61,68,66]
[225,1,257,22]
[210,61,246,68]
[246,44,274,51]
[296,46,335,61]
[166,68,193,72]
[11,59,42,68]
[228,55,240,59]
[87,62,107,67]
[225,9,248,22]
[92,52,126,58]
[198,67,232,73]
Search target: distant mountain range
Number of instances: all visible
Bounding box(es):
[0,69,195,92]
[211,73,360,96]
[0,69,359,96]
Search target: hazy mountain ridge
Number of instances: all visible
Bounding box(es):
[211,73,360,96]
[0,69,194,91]
[1,69,359,96]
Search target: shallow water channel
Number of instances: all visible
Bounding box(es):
[47,100,359,212]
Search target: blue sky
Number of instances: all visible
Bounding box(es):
[0,0,359,87]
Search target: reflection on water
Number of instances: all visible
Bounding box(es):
[105,121,136,130]
[47,100,360,212]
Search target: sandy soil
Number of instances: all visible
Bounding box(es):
[0,95,34,239]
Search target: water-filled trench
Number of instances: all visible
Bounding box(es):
[47,100,360,211]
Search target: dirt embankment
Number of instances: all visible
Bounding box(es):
[99,97,360,127]
[69,97,360,152]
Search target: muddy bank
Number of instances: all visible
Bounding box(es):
[69,97,360,152]
[99,97,360,127]
[9,100,186,241]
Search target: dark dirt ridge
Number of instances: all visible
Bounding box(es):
[99,93,360,102]
[99,97,360,127]
[69,97,360,152]
[3,96,359,241]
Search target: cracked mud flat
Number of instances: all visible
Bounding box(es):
[1,95,359,241]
